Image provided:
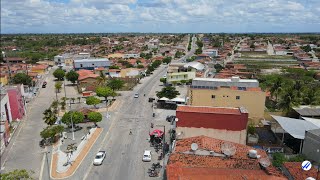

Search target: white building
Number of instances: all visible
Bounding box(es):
[124,53,140,59]
[54,53,90,66]
[0,90,12,155]
[74,58,111,70]
[203,49,218,57]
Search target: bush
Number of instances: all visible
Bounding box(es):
[272,152,286,167]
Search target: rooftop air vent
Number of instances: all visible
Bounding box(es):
[221,142,236,157]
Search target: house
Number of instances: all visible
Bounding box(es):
[167,136,286,180]
[302,129,320,162]
[167,72,196,84]
[176,106,249,144]
[3,57,27,64]
[292,105,320,119]
[282,162,319,180]
[109,69,121,78]
[6,85,26,120]
[120,68,141,78]
[31,64,48,74]
[78,70,99,92]
[54,53,90,66]
[0,74,8,86]
[124,53,140,59]
[188,76,266,120]
[74,58,111,70]
[203,49,218,57]
[107,53,124,59]
[0,91,12,154]
[37,60,55,66]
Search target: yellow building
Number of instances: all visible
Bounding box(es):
[65,58,74,66]
[31,64,48,74]
[188,76,266,120]
[167,71,196,84]
[0,74,8,85]
[108,53,124,59]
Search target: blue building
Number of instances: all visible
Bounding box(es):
[73,58,111,70]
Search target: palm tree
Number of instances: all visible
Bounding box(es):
[270,77,283,102]
[55,81,62,93]
[51,100,59,114]
[277,86,300,113]
[293,80,304,98]
[302,87,320,105]
[43,108,57,125]
[97,71,107,86]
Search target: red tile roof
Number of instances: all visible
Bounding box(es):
[283,162,318,180]
[177,106,241,115]
[78,74,98,81]
[167,136,286,180]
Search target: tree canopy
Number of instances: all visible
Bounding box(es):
[87,111,102,126]
[66,70,79,84]
[156,86,180,99]
[12,73,32,86]
[96,86,114,106]
[61,111,84,126]
[53,68,65,80]
[40,125,64,139]
[86,96,101,108]
[162,56,172,64]
[55,81,62,93]
[43,108,57,125]
[108,79,125,91]
[1,169,34,180]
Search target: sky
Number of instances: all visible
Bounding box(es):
[1,0,320,34]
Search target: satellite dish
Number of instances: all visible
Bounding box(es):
[191,143,198,151]
[221,142,236,156]
[259,158,271,168]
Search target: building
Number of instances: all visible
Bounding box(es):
[107,53,124,59]
[176,106,249,144]
[3,57,27,64]
[167,72,196,84]
[74,58,111,70]
[167,136,286,180]
[188,76,266,119]
[120,68,141,78]
[109,69,121,78]
[7,85,26,120]
[0,74,8,86]
[302,129,320,162]
[31,64,48,74]
[77,69,99,92]
[0,91,12,154]
[282,162,319,180]
[124,53,140,59]
[54,53,90,66]
[203,49,218,57]
[292,105,320,119]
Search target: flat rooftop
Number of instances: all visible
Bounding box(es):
[74,58,109,62]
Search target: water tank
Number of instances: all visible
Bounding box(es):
[248,149,258,158]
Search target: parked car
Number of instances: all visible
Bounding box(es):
[93,151,106,165]
[134,93,139,98]
[142,150,152,162]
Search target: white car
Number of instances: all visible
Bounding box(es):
[134,93,139,98]
[93,151,106,165]
[142,150,152,162]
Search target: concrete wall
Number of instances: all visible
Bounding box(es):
[176,127,247,144]
[302,130,320,162]
[189,87,266,119]
[74,59,110,70]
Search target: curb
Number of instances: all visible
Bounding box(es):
[50,128,103,179]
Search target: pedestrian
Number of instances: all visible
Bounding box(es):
[129,129,132,135]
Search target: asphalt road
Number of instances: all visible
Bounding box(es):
[0,69,56,178]
[79,65,167,180]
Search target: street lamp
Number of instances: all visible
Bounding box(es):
[69,105,75,141]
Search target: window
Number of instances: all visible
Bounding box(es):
[80,64,83,67]
[92,63,95,66]
[211,95,215,99]
[236,96,240,100]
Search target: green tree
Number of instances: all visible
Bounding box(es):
[51,100,59,114]
[302,87,320,105]
[53,68,65,80]
[40,125,64,140]
[60,100,66,110]
[109,65,120,69]
[214,64,224,73]
[1,169,34,180]
[277,86,300,113]
[43,108,57,125]
[97,71,108,86]
[137,64,144,69]
[66,70,79,84]
[12,73,32,86]
[162,56,172,64]
[156,86,180,99]
[108,79,125,91]
[96,86,114,106]
[55,81,62,93]
[160,78,167,84]
[61,111,84,126]
[270,77,283,102]
[195,48,202,55]
[87,111,103,127]
[86,96,101,108]
[272,152,287,167]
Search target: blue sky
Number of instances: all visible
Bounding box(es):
[1,0,320,33]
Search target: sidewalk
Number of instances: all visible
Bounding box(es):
[50,127,103,179]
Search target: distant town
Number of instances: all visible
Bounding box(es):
[1,33,320,180]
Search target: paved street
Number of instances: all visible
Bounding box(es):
[0,69,56,178]
[60,65,168,180]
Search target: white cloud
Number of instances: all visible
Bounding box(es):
[1,0,320,33]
